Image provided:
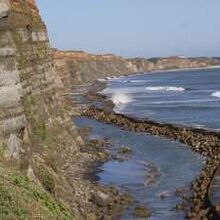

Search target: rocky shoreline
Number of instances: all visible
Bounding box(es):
[81,96,220,219]
[74,127,134,219]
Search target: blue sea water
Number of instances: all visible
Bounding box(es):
[102,68,220,130]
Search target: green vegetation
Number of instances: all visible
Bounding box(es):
[23,96,50,142]
[0,144,6,157]
[35,165,56,195]
[0,167,74,220]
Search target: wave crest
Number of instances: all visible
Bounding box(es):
[111,92,133,104]
[212,91,220,98]
[145,86,185,92]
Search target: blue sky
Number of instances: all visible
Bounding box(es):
[36,0,220,58]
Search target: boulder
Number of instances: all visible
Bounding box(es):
[134,205,151,218]
[91,191,110,207]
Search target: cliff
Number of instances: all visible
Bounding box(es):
[52,49,153,87]
[1,1,126,219]
[0,0,79,218]
[53,49,220,88]
[1,1,219,219]
[149,56,220,70]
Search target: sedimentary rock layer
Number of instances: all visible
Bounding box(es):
[53,49,220,87]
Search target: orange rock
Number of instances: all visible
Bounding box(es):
[27,0,35,6]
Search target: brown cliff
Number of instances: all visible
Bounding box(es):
[53,49,220,88]
[52,49,150,87]
[0,0,79,218]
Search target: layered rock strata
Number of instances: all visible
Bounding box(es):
[53,49,220,87]
[52,49,153,88]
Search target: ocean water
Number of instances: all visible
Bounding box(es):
[72,68,220,219]
[101,68,220,130]
[74,117,203,220]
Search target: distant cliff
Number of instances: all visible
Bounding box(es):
[53,49,220,88]
[52,49,154,87]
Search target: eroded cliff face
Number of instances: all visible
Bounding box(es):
[0,1,110,219]
[53,49,220,88]
[1,0,52,158]
[52,49,154,87]
[149,56,220,70]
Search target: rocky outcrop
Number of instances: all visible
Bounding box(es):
[52,49,220,87]
[209,167,220,215]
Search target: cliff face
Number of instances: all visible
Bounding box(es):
[0,1,88,219]
[52,49,154,87]
[149,56,220,70]
[1,0,53,158]
[53,49,220,88]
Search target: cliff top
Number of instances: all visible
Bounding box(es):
[52,48,125,62]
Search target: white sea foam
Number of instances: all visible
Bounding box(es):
[130,79,151,83]
[211,91,220,98]
[148,98,214,105]
[145,86,185,92]
[97,78,106,82]
[102,86,145,94]
[116,79,150,83]
[111,92,133,104]
[105,76,120,81]
[117,80,130,83]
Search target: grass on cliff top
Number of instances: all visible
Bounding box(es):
[0,166,74,220]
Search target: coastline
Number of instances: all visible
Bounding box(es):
[98,65,220,82]
[76,80,220,219]
[70,66,220,219]
[148,64,220,75]
[2,1,220,219]
[70,83,135,219]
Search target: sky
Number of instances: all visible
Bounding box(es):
[36,0,220,58]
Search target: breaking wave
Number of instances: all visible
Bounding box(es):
[212,91,220,98]
[97,78,106,82]
[145,86,185,92]
[117,79,151,83]
[111,92,133,104]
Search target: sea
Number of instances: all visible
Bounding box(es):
[74,67,220,220]
[101,67,220,130]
